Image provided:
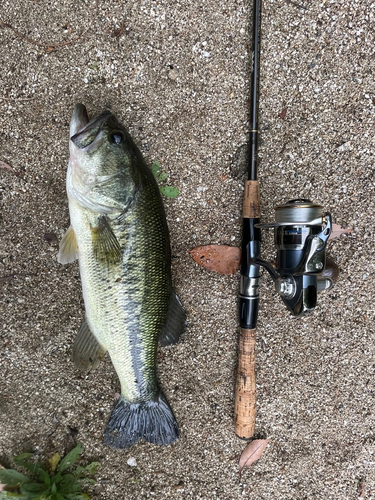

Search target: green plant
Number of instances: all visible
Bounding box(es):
[151,161,180,198]
[0,443,99,500]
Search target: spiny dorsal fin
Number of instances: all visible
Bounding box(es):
[90,216,122,265]
[159,292,186,347]
[57,225,78,264]
[72,318,107,371]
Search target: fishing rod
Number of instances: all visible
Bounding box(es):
[234,0,262,439]
[234,0,333,439]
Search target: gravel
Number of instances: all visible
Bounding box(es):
[0,0,374,498]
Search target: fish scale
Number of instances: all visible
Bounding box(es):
[58,104,185,448]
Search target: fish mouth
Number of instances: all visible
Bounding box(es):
[70,103,89,138]
[70,104,112,150]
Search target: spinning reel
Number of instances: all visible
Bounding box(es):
[252,199,333,317]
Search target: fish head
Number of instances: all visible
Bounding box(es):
[67,104,150,213]
[69,104,131,180]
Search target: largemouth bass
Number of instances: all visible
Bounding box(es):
[58,104,185,449]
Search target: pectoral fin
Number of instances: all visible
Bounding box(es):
[57,226,78,264]
[73,318,107,371]
[159,292,187,347]
[90,216,122,265]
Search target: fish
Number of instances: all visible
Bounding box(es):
[58,104,186,449]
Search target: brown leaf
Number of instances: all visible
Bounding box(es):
[189,245,241,275]
[239,439,270,473]
[113,22,125,38]
[278,107,287,119]
[358,478,365,498]
[0,160,16,174]
[0,161,25,177]
[172,481,184,490]
[330,224,352,239]
[322,257,339,283]
[44,233,59,244]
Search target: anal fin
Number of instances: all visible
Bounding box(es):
[58,225,78,264]
[159,292,186,347]
[73,318,107,371]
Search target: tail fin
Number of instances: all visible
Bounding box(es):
[103,392,179,449]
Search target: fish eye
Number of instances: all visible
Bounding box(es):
[110,132,125,145]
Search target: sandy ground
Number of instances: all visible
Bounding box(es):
[0,0,374,498]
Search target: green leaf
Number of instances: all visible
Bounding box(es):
[28,494,49,500]
[58,444,82,473]
[37,468,50,486]
[50,471,62,485]
[12,456,42,476]
[151,161,161,177]
[0,470,30,487]
[51,482,57,494]
[13,454,33,463]
[58,474,75,490]
[83,463,99,476]
[0,492,26,499]
[13,453,37,474]
[58,476,81,495]
[66,495,90,500]
[157,172,168,182]
[19,482,46,493]
[49,493,64,500]
[71,466,84,478]
[51,493,65,500]
[10,463,35,475]
[159,186,180,198]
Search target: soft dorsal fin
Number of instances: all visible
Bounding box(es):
[159,292,187,347]
[90,216,122,265]
[72,318,107,371]
[57,226,78,264]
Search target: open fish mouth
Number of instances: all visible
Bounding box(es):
[70,103,89,137]
[70,104,112,150]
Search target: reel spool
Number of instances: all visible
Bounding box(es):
[255,199,332,316]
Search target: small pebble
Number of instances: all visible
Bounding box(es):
[168,69,178,81]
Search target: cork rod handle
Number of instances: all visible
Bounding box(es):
[242,180,261,219]
[234,328,256,438]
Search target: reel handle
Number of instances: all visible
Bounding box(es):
[234,327,256,438]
